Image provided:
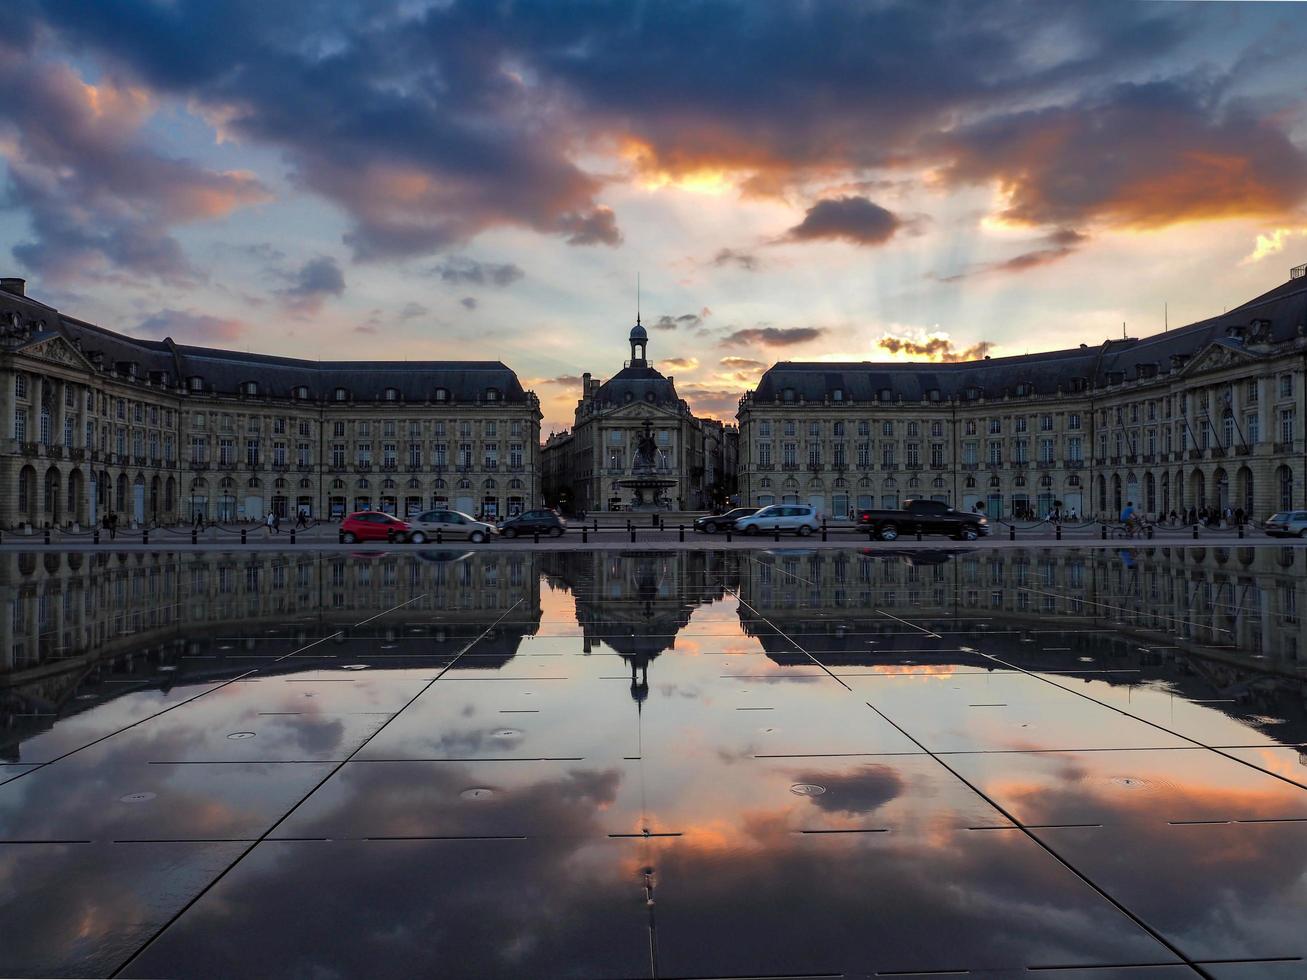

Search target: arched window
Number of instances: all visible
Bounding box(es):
[247,477,261,489]
[357,478,370,489]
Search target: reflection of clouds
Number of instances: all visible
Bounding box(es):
[790,764,905,815]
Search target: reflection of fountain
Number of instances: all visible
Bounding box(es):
[616,419,676,511]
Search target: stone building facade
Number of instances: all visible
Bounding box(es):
[737,268,1307,522]
[541,319,735,512]
[0,279,541,529]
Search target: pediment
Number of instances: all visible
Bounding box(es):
[600,401,681,420]
[15,334,96,372]
[1177,341,1260,379]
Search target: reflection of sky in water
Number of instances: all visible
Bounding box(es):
[1,547,1306,977]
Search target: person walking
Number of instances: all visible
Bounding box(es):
[265,511,277,536]
[107,512,118,541]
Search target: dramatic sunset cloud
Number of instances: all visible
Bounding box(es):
[1,0,1305,428]
[878,335,996,362]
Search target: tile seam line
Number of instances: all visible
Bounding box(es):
[861,701,1208,979]
[973,648,1307,795]
[725,586,851,692]
[110,589,530,978]
[0,592,428,787]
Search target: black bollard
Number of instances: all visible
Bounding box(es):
[44,528,51,545]
[437,527,444,544]
[773,526,780,542]
[726,528,732,543]
[1100,524,1107,540]
[652,513,658,528]
[916,523,923,542]
[1192,524,1199,540]
[290,529,296,544]
[534,528,540,544]
[627,519,633,534]
[191,529,198,544]
[630,527,636,544]
[821,521,827,542]
[93,530,100,544]
[241,528,248,544]
[1056,524,1062,541]
[142,528,148,545]
[1238,523,1245,539]
[1009,524,1015,541]
[338,529,344,544]
[582,526,588,544]
[679,524,684,542]
[1146,524,1154,540]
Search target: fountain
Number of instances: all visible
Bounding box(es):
[616,419,677,511]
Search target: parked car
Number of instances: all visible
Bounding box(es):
[733,504,821,536]
[498,509,566,538]
[340,511,411,543]
[693,507,757,534]
[406,509,497,543]
[1265,511,1307,537]
[856,499,988,541]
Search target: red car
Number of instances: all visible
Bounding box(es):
[340,511,411,543]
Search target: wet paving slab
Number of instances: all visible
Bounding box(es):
[3,546,1307,977]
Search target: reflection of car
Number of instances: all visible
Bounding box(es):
[498,510,565,538]
[693,507,757,534]
[406,510,496,543]
[413,550,474,564]
[1265,511,1307,537]
[340,511,411,543]
[734,504,820,536]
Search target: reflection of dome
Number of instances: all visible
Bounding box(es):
[629,320,648,342]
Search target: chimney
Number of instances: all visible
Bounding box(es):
[0,278,26,297]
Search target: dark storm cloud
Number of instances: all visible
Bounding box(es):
[460,296,478,310]
[277,256,345,312]
[720,356,767,371]
[652,311,708,332]
[0,33,267,283]
[783,196,903,246]
[13,0,1211,270]
[721,326,826,348]
[937,229,1088,281]
[428,258,525,288]
[934,80,1307,229]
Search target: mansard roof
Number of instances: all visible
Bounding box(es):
[753,274,1307,404]
[594,364,682,407]
[22,307,531,402]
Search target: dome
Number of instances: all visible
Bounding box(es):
[629,320,648,342]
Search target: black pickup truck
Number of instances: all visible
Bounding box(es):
[856,499,990,541]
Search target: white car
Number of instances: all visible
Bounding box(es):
[405,509,497,544]
[1265,511,1307,538]
[733,504,821,536]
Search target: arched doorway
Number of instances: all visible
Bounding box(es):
[189,477,209,521]
[1276,465,1293,511]
[165,476,176,517]
[44,466,62,526]
[18,465,37,524]
[150,476,161,520]
[1189,469,1206,511]
[1160,472,1170,516]
[1235,466,1253,517]
[1111,474,1122,514]
[1213,467,1229,511]
[67,469,85,525]
[1096,474,1106,514]
[115,473,128,515]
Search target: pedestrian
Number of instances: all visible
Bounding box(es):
[295,510,308,530]
[1120,499,1137,537]
[108,512,117,540]
[265,511,277,536]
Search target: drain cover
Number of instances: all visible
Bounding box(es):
[460,787,496,801]
[790,783,827,797]
[120,792,156,803]
[227,731,256,739]
[493,729,522,739]
[342,664,369,671]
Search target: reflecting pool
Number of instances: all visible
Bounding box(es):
[3,546,1306,978]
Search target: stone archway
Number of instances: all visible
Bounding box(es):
[18,465,37,524]
[44,466,62,526]
[1213,467,1229,511]
[1189,469,1206,511]
[1235,466,1253,517]
[67,468,86,525]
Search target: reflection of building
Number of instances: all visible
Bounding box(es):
[736,267,1307,520]
[734,545,1307,737]
[541,319,736,511]
[0,550,542,760]
[0,279,540,529]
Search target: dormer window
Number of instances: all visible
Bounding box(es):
[782,387,795,403]
[293,386,309,400]
[188,376,204,392]
[243,381,258,396]
[832,388,844,402]
[334,387,349,402]
[384,387,399,402]
[434,387,449,403]
[485,388,499,402]
[879,388,892,402]
[1015,382,1033,397]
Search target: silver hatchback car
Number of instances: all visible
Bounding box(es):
[1265,511,1307,538]
[405,509,497,544]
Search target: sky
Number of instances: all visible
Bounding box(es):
[2,0,1307,433]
